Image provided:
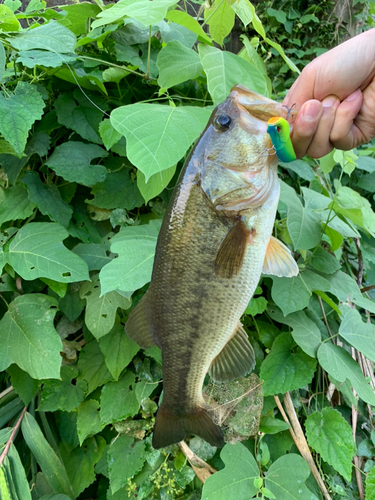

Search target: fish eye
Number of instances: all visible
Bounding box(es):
[214,114,232,132]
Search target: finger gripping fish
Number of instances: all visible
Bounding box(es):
[126,85,299,449]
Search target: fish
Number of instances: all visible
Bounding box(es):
[267,116,297,163]
[126,84,299,449]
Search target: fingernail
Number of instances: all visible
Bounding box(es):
[302,101,321,120]
[346,88,361,101]
[322,96,338,108]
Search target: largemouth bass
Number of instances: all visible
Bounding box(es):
[126,85,299,449]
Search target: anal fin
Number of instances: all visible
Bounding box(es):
[209,323,255,383]
[214,221,251,279]
[125,293,155,348]
[262,236,299,277]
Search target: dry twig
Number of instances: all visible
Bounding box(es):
[275,393,332,500]
[179,440,216,484]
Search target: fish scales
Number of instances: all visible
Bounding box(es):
[126,85,299,449]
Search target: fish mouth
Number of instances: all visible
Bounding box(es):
[230,84,288,121]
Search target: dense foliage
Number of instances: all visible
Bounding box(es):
[0,0,375,499]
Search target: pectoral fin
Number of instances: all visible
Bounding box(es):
[214,221,250,279]
[209,323,255,383]
[125,293,155,348]
[262,236,299,277]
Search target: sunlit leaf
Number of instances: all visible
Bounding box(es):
[110,103,211,181]
[198,44,268,104]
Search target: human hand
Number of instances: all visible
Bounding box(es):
[284,28,375,158]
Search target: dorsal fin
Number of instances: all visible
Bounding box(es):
[262,236,299,277]
[209,322,255,383]
[125,293,155,348]
[214,221,251,279]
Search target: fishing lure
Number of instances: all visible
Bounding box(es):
[267,116,296,163]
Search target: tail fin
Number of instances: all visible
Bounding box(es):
[152,405,224,449]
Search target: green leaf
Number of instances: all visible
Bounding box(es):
[202,443,259,499]
[319,150,336,174]
[245,296,267,316]
[267,7,286,23]
[259,416,290,434]
[6,443,32,500]
[306,407,355,481]
[264,37,300,73]
[204,0,235,46]
[269,274,313,316]
[157,40,202,89]
[110,103,211,181]
[80,276,131,339]
[260,332,316,396]
[59,284,85,322]
[0,294,61,380]
[23,172,73,227]
[59,3,101,35]
[38,366,87,412]
[0,183,35,227]
[72,243,111,271]
[99,220,161,295]
[92,0,178,29]
[366,465,375,500]
[265,454,312,499]
[88,169,144,210]
[77,339,113,395]
[302,187,358,238]
[16,50,76,68]
[45,141,108,186]
[330,186,375,236]
[0,4,20,30]
[100,372,139,425]
[257,320,280,348]
[77,400,102,446]
[165,10,212,44]
[310,246,341,274]
[339,306,375,363]
[102,67,129,83]
[6,222,89,283]
[7,364,40,405]
[268,308,321,357]
[99,323,139,380]
[21,412,73,499]
[99,119,122,150]
[137,165,176,204]
[198,44,268,105]
[162,22,198,48]
[231,0,253,27]
[108,435,146,494]
[279,181,322,250]
[280,159,315,181]
[60,436,106,497]
[0,82,45,156]
[55,93,103,145]
[10,21,76,52]
[318,342,375,405]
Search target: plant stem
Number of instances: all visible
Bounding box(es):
[78,55,155,80]
[0,386,13,400]
[0,407,27,466]
[145,25,152,80]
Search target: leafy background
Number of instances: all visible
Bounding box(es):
[1,0,375,499]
